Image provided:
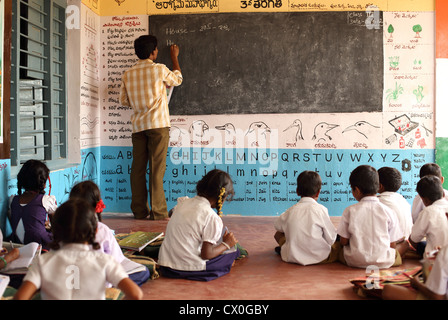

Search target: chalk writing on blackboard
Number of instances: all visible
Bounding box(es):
[151,12,384,115]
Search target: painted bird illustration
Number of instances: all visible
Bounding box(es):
[216,123,237,145]
[312,122,339,142]
[189,120,209,138]
[284,119,304,142]
[342,121,380,139]
[215,123,236,136]
[246,121,271,147]
[246,121,271,136]
[169,126,186,145]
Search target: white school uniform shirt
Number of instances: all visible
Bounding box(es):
[23,243,128,300]
[425,246,448,299]
[410,198,448,256]
[411,189,448,223]
[337,196,402,269]
[158,196,223,271]
[378,191,413,239]
[274,197,336,265]
[96,222,125,263]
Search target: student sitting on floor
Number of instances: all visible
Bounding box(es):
[382,245,448,300]
[409,175,448,258]
[8,160,57,251]
[377,166,413,240]
[411,163,448,223]
[69,180,150,286]
[336,165,407,269]
[274,170,338,266]
[158,169,239,281]
[14,198,142,300]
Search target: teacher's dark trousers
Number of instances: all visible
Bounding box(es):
[130,127,170,220]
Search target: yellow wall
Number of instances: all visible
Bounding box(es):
[92,0,434,16]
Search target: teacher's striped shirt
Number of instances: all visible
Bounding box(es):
[120,59,183,133]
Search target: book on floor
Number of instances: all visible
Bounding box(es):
[118,231,164,252]
[0,242,41,274]
[121,258,147,274]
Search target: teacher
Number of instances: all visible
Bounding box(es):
[120,35,183,220]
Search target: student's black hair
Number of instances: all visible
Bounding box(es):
[349,165,379,195]
[196,169,235,215]
[49,198,100,250]
[69,180,103,222]
[419,163,442,179]
[17,159,50,196]
[378,167,402,192]
[296,171,322,197]
[134,35,157,60]
[416,175,444,203]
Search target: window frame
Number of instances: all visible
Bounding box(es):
[9,0,68,173]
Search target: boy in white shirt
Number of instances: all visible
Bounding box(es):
[377,167,413,239]
[411,163,448,223]
[274,171,337,266]
[409,175,448,258]
[337,165,405,269]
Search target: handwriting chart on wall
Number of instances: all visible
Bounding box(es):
[99,15,148,146]
[149,11,384,115]
[80,5,101,148]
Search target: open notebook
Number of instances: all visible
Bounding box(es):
[1,242,41,274]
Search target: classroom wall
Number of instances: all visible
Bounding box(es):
[0,1,102,236]
[0,0,441,235]
[435,0,448,190]
[96,0,437,216]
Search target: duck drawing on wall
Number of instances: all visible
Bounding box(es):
[215,123,236,146]
[312,122,339,142]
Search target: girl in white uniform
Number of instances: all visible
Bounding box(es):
[158,169,239,281]
[14,198,142,300]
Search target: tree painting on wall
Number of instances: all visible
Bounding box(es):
[413,24,423,38]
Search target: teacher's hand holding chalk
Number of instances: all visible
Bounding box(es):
[170,44,181,72]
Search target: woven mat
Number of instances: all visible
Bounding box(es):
[349,265,422,299]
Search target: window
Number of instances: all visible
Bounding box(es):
[10,0,67,167]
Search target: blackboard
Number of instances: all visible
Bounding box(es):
[149,12,383,115]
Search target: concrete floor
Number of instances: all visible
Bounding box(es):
[102,214,420,300]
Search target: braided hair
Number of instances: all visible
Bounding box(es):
[17,160,50,195]
[196,169,234,216]
[49,198,100,250]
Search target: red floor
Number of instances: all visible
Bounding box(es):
[102,214,420,300]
